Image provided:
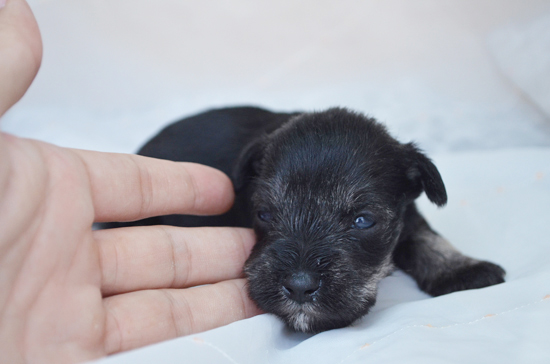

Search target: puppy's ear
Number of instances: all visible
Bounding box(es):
[232,138,266,191]
[404,143,447,206]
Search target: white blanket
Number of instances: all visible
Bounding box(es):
[96,148,550,364]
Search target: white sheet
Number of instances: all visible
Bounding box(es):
[2,1,549,363]
[94,148,550,364]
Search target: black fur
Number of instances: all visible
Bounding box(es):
[104,106,505,332]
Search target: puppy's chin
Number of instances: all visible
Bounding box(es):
[276,297,377,333]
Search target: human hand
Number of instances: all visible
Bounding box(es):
[0,1,261,363]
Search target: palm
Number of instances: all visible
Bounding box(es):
[0,140,101,361]
[16,147,105,361]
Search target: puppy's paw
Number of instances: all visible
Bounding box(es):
[423,261,506,297]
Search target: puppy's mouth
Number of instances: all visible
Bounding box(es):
[269,275,378,333]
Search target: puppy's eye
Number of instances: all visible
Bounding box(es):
[352,215,375,229]
[258,211,273,222]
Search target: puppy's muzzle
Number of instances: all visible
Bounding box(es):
[282,271,321,304]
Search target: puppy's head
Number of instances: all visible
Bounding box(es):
[236,108,446,332]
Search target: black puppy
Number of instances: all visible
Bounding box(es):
[109,106,505,333]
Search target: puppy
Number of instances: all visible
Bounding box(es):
[109,106,505,333]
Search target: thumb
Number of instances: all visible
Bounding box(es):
[0,0,42,118]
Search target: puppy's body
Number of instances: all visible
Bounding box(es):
[121,107,297,228]
[109,106,505,332]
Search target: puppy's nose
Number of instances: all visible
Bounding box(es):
[282,271,321,303]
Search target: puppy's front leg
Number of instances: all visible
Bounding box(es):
[393,205,505,296]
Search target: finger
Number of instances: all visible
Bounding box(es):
[72,149,235,222]
[0,0,42,117]
[103,279,262,354]
[96,226,255,296]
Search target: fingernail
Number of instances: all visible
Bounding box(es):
[0,0,6,9]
